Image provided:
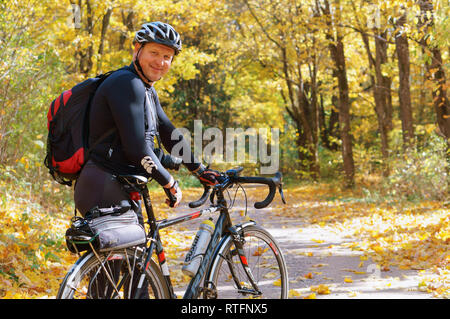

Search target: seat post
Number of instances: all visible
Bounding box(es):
[141,185,157,232]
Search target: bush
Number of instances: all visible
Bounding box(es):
[383,134,449,201]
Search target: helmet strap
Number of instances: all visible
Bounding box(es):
[134,44,154,86]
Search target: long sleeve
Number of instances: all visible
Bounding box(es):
[151,87,202,172]
[97,70,172,186]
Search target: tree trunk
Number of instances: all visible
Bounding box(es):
[394,10,415,148]
[72,0,94,75]
[360,29,391,173]
[319,94,340,151]
[97,7,113,74]
[335,39,355,187]
[352,1,392,175]
[429,48,450,141]
[244,0,321,179]
[376,31,393,130]
[80,0,94,75]
[322,0,355,188]
[120,10,135,52]
[417,0,450,143]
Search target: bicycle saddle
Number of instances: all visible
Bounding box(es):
[116,174,148,186]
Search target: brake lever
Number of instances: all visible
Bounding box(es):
[278,184,287,204]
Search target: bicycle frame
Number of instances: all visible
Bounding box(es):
[57,169,286,299]
[134,184,260,299]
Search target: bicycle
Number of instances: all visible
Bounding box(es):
[57,167,288,299]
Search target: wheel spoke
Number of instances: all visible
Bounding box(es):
[57,248,169,299]
[208,226,288,299]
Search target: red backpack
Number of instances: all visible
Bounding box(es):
[44,71,116,186]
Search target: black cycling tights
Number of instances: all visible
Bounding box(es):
[74,160,143,223]
[74,160,149,298]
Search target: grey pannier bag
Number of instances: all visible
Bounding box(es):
[65,202,146,253]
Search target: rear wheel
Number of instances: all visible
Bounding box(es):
[57,248,169,299]
[206,225,288,299]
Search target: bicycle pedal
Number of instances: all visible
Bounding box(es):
[200,287,217,299]
[237,287,261,296]
[201,282,218,299]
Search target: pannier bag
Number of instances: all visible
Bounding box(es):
[65,204,146,253]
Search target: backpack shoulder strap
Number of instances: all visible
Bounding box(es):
[84,68,123,155]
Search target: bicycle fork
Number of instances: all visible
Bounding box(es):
[228,225,262,296]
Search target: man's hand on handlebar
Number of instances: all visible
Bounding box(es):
[189,166,286,209]
[193,164,221,186]
[163,177,182,208]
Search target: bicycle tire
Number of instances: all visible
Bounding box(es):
[205,224,288,299]
[57,247,170,299]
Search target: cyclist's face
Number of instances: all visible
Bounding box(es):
[134,42,174,84]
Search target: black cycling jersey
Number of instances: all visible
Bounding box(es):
[74,63,200,217]
[88,63,200,186]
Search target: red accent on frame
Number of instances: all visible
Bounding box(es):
[269,242,278,256]
[189,211,201,219]
[240,255,248,266]
[158,251,166,263]
[129,191,141,201]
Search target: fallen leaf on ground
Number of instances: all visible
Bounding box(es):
[344,276,353,283]
[310,284,331,294]
[304,272,313,279]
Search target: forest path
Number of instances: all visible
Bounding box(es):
[164,185,434,299]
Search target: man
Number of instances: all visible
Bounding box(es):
[74,22,218,220]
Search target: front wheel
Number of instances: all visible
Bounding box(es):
[206,224,288,299]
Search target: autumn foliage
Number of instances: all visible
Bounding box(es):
[0,0,449,298]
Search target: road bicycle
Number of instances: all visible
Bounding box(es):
[56,167,288,299]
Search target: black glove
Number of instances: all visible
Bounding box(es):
[163,180,182,208]
[194,165,220,186]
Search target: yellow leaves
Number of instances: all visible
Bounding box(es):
[310,284,331,295]
[252,246,269,256]
[304,272,314,279]
[0,181,77,298]
[288,289,302,298]
[419,270,450,298]
[435,226,450,242]
[1,181,448,299]
[371,244,385,255]
[280,186,449,297]
[171,48,216,81]
[344,276,353,283]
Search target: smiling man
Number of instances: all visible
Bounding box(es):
[74,22,219,223]
[133,27,178,84]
